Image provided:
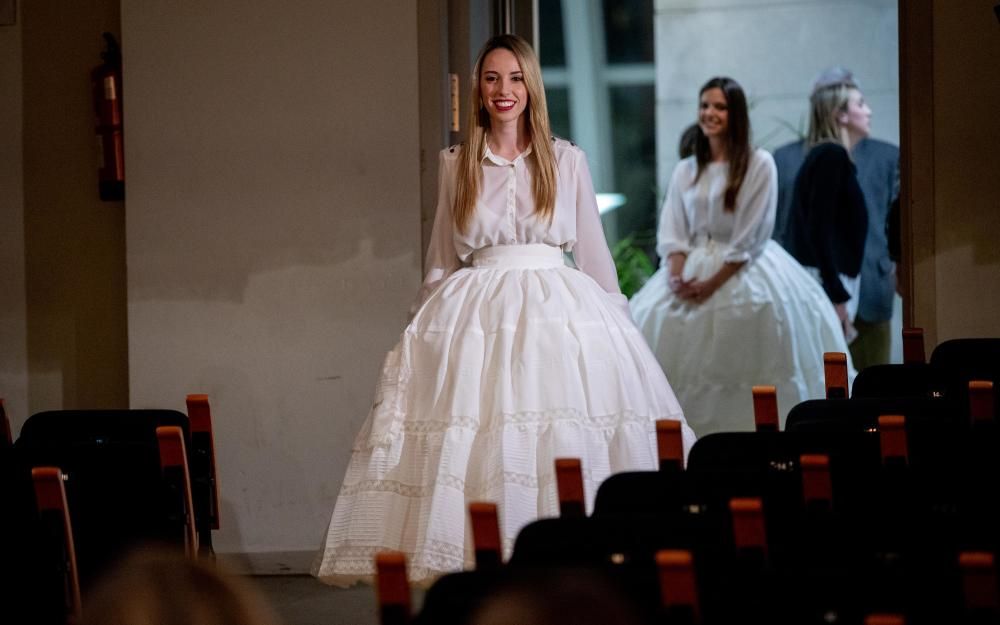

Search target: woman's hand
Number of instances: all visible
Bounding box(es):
[834,302,849,322]
[674,261,743,304]
[835,302,859,342]
[668,273,692,294]
[677,277,719,303]
[667,252,696,297]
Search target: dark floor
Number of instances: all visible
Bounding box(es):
[251,575,378,625]
[250,575,426,625]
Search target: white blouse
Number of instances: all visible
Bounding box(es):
[417,138,624,309]
[656,148,777,265]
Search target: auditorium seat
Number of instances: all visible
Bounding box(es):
[655,549,701,625]
[185,393,220,556]
[0,402,69,625]
[930,338,1000,379]
[555,457,586,518]
[12,406,209,590]
[824,352,850,398]
[469,501,503,570]
[752,385,780,432]
[931,338,999,421]
[851,362,948,399]
[785,396,960,461]
[31,466,82,624]
[375,551,411,625]
[903,327,927,365]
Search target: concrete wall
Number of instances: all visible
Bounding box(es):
[121,1,423,555]
[0,6,28,435]
[654,0,898,191]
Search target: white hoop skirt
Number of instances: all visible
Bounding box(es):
[312,244,692,586]
[629,240,854,437]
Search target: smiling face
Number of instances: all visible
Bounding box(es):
[479,47,528,128]
[698,87,729,140]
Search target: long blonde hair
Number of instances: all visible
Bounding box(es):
[454,34,557,233]
[807,82,855,148]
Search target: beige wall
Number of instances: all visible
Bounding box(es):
[0,10,28,434]
[121,0,423,554]
[21,0,128,414]
[926,0,1000,342]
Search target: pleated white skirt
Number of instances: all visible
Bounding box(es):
[312,244,693,586]
[629,240,855,437]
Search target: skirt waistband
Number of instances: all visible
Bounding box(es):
[471,244,565,268]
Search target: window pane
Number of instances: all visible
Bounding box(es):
[545,87,572,141]
[609,84,657,238]
[538,0,566,67]
[602,0,653,64]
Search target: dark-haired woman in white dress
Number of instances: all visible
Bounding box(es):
[630,76,853,437]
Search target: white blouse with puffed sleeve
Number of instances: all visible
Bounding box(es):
[416,138,625,311]
[656,148,777,265]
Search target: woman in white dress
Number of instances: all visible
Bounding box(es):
[312,34,694,586]
[630,77,853,437]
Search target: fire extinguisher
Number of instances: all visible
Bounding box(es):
[92,32,124,201]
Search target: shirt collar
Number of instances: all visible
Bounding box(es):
[482,142,533,166]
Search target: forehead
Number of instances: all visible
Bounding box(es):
[481,48,522,73]
[700,87,726,102]
[846,87,865,103]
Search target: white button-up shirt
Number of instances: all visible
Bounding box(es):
[417,137,624,310]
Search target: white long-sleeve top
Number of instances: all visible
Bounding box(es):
[656,148,777,265]
[416,137,625,310]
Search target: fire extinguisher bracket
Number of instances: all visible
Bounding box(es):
[93,32,125,202]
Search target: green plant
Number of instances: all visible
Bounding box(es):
[612,230,657,298]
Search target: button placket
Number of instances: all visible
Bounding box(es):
[507,164,517,242]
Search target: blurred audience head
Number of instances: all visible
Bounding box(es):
[83,547,283,625]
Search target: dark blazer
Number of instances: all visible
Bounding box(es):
[787,142,868,305]
[851,138,900,322]
[772,140,808,250]
[775,138,899,320]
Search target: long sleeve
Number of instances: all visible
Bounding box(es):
[655,162,692,263]
[803,146,852,304]
[569,150,628,310]
[722,150,777,263]
[412,150,462,312]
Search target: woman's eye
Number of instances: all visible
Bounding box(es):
[512,75,523,81]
